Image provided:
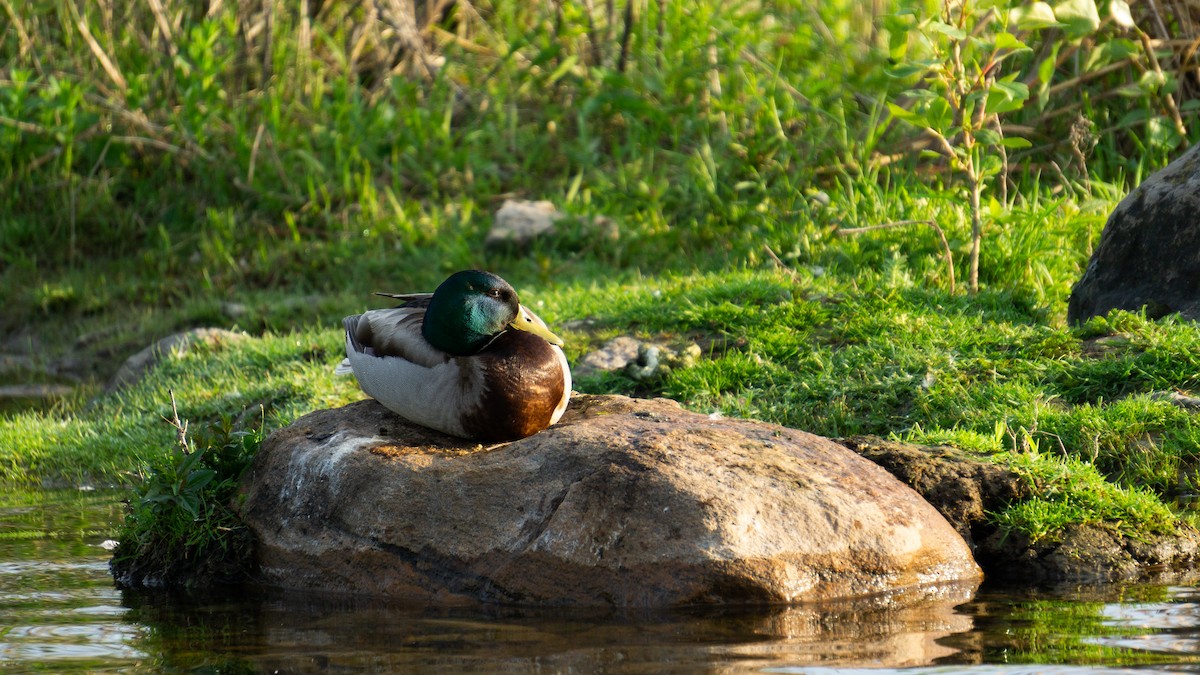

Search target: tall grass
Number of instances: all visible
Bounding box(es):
[4,0,1194,314]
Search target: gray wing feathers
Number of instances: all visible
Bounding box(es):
[342,307,447,368]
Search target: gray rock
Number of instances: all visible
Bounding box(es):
[574,337,702,380]
[239,395,981,607]
[573,336,643,378]
[485,199,618,248]
[486,199,561,247]
[106,328,245,392]
[1068,143,1200,323]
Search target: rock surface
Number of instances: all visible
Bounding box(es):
[239,395,981,607]
[1068,142,1200,323]
[486,199,561,247]
[840,436,1028,551]
[485,199,618,249]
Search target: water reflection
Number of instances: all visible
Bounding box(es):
[7,489,1200,672]
[0,490,146,670]
[118,580,977,672]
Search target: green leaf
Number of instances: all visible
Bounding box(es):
[886,62,934,79]
[980,153,1004,177]
[926,97,954,132]
[1001,136,1033,148]
[994,32,1030,52]
[887,102,920,123]
[1055,0,1101,37]
[975,127,1003,145]
[1035,45,1060,110]
[1084,37,1139,71]
[1137,69,1167,93]
[904,88,941,101]
[927,20,968,41]
[186,468,216,491]
[1108,0,1135,28]
[1010,2,1060,30]
[987,79,1030,114]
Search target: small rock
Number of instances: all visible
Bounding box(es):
[624,342,701,381]
[573,336,644,378]
[1150,390,1200,410]
[575,337,701,380]
[486,200,561,247]
[222,302,250,320]
[485,199,618,248]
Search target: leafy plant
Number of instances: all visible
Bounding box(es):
[111,393,261,589]
[886,0,1034,293]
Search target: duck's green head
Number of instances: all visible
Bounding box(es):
[423,270,564,355]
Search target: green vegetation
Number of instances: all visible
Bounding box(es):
[110,404,261,587]
[3,0,1200,555]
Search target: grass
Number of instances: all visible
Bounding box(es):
[3,0,1200,549]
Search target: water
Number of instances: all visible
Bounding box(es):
[4,490,1200,673]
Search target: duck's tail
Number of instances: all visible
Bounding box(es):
[334,314,358,376]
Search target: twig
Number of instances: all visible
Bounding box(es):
[0,0,43,76]
[1143,0,1171,39]
[616,0,634,74]
[145,0,179,60]
[1138,29,1188,143]
[109,135,190,155]
[763,245,802,284]
[0,115,49,135]
[248,122,266,183]
[164,390,192,455]
[837,220,957,293]
[68,0,127,93]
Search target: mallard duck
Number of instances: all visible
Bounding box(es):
[335,270,571,441]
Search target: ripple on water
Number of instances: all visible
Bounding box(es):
[0,493,148,670]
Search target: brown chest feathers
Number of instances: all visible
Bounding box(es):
[459,330,567,441]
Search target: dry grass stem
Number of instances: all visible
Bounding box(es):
[165,390,192,455]
[0,0,43,75]
[145,0,178,59]
[1137,29,1189,140]
[69,0,127,93]
[762,244,802,284]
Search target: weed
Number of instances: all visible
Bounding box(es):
[110,394,262,589]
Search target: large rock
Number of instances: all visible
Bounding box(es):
[1068,143,1200,323]
[239,395,980,606]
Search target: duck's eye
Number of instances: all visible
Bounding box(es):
[487,288,502,298]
